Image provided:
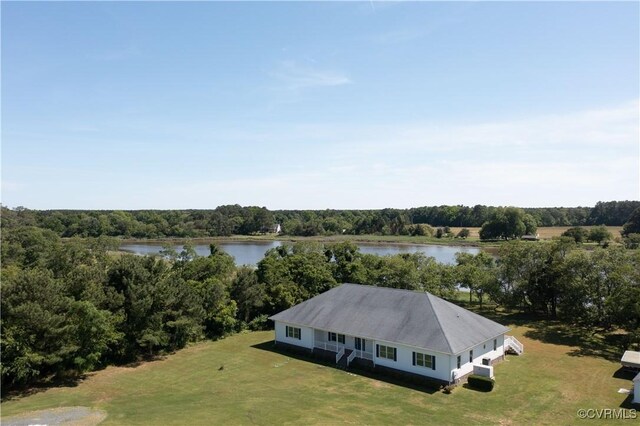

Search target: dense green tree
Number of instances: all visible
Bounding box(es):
[456,228,470,239]
[479,208,536,240]
[495,239,576,316]
[361,254,421,290]
[588,225,613,246]
[418,259,457,298]
[562,227,589,243]
[623,233,640,249]
[1,226,61,268]
[587,201,640,226]
[455,252,498,307]
[622,207,640,236]
[1,268,118,386]
[1,202,635,239]
[325,241,367,284]
[230,266,267,325]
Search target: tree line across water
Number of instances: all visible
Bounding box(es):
[2,200,639,239]
[2,224,639,392]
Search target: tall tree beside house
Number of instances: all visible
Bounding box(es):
[417,257,458,299]
[230,266,268,325]
[360,253,421,290]
[455,252,498,307]
[256,243,337,313]
[324,241,367,284]
[558,247,639,328]
[495,239,575,317]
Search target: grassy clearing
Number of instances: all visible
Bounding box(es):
[2,317,636,425]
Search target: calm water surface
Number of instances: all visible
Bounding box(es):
[119,241,479,266]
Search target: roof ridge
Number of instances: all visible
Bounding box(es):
[424,293,454,354]
[342,282,436,296]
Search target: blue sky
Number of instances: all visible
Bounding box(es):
[2,1,639,209]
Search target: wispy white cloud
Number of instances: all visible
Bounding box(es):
[270,60,351,91]
[166,99,639,209]
[6,100,637,209]
[331,99,640,159]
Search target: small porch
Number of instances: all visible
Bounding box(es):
[312,328,374,367]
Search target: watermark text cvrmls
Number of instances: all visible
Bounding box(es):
[576,408,636,420]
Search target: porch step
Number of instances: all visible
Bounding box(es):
[505,335,524,355]
[336,349,352,369]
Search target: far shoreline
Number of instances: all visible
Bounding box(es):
[115,234,499,250]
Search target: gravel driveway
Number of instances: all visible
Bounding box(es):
[2,406,106,426]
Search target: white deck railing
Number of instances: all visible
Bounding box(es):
[352,349,374,361]
[314,341,340,353]
[313,341,374,363]
[336,347,345,363]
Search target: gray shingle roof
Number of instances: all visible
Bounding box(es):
[269,283,510,354]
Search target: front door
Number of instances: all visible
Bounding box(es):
[355,337,366,351]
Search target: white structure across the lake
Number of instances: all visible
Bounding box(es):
[269,283,523,383]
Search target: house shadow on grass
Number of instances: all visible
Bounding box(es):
[251,340,439,395]
[612,367,637,380]
[457,306,538,330]
[523,321,627,363]
[463,306,632,365]
[1,374,85,402]
[619,393,638,410]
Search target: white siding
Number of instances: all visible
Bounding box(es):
[274,321,314,349]
[275,322,506,383]
[373,340,453,382]
[452,335,505,379]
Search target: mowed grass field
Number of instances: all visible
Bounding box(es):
[2,322,636,425]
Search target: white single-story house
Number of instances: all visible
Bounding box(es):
[269,283,523,384]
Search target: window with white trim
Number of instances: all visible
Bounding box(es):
[413,352,436,370]
[493,339,497,351]
[469,349,473,363]
[286,326,301,340]
[328,332,345,343]
[376,344,397,361]
[457,355,461,369]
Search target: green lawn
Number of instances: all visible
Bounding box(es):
[2,324,636,425]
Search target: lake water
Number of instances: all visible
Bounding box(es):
[119,241,480,266]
